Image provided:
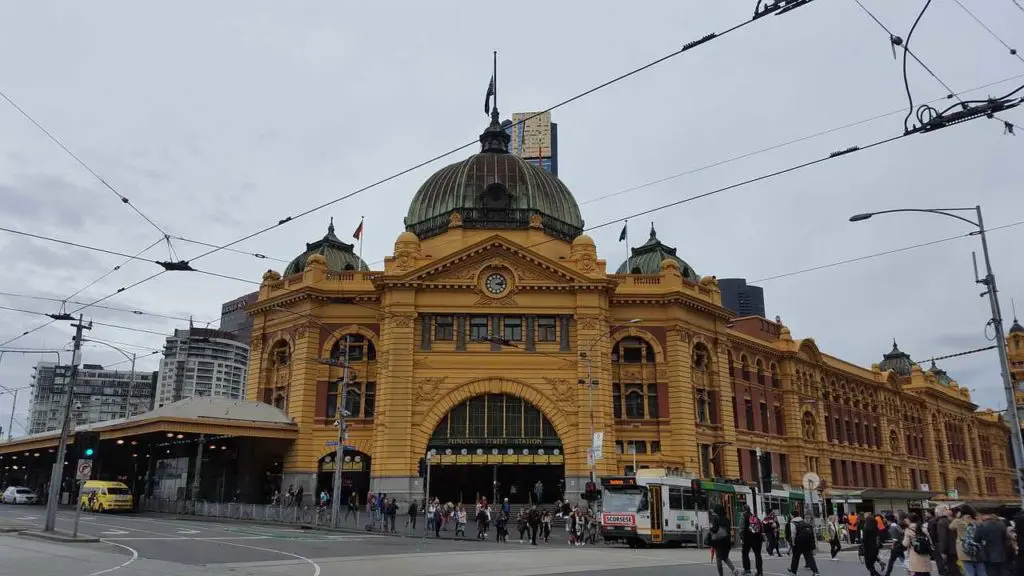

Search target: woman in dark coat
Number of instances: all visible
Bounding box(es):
[862,511,884,576]
[706,505,740,576]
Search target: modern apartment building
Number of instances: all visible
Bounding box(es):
[27,362,157,434]
[154,327,249,408]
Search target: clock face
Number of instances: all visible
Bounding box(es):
[485,273,508,295]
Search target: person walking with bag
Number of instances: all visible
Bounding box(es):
[787,511,820,576]
[741,504,764,576]
[902,512,933,576]
[706,505,740,576]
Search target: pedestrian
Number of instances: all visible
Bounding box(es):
[495,509,508,542]
[294,485,304,508]
[542,510,552,542]
[902,512,933,576]
[828,515,842,560]
[850,512,861,544]
[951,505,986,576]
[528,504,542,546]
[740,504,764,576]
[706,504,739,576]
[977,512,1011,576]
[406,499,417,529]
[883,514,907,576]
[764,512,782,557]
[863,511,884,576]
[455,504,467,537]
[517,508,528,543]
[786,511,820,576]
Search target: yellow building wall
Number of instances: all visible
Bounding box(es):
[244,224,1016,504]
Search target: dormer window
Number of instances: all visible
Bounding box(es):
[481,183,510,209]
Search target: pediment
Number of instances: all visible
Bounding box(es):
[400,236,595,286]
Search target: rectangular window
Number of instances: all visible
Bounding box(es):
[503,317,522,341]
[695,389,708,424]
[759,401,769,433]
[435,316,454,341]
[651,441,661,453]
[744,398,755,431]
[363,383,376,417]
[774,406,784,435]
[647,384,659,419]
[326,381,339,419]
[537,317,557,341]
[668,487,683,509]
[779,453,789,483]
[470,316,489,342]
[612,384,622,419]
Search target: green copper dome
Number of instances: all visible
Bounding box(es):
[404,113,583,242]
[928,360,953,386]
[879,340,916,377]
[283,219,368,275]
[616,223,700,281]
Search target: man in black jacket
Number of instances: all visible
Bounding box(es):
[933,505,955,576]
[740,504,764,576]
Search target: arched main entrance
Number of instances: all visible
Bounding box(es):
[317,449,371,505]
[427,393,564,505]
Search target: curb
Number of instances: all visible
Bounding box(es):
[19,530,100,544]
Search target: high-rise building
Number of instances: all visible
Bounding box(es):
[220,291,258,342]
[718,278,766,318]
[27,362,156,434]
[504,111,558,176]
[154,327,249,408]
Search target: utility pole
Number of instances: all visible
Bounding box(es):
[44,315,90,533]
[330,336,350,528]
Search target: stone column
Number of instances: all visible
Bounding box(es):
[280,321,321,496]
[369,303,418,502]
[921,409,942,491]
[778,364,806,486]
[935,414,954,492]
[713,341,740,477]
[665,326,698,472]
[968,424,985,496]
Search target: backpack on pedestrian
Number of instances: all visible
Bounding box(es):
[748,514,763,536]
[960,522,983,559]
[911,527,933,556]
[794,520,815,547]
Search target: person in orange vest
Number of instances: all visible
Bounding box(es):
[848,512,860,544]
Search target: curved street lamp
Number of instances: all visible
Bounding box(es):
[849,204,1024,507]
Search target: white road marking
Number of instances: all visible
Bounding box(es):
[100,530,130,535]
[102,536,272,541]
[175,529,200,534]
[15,516,38,520]
[89,540,138,576]
[211,539,321,576]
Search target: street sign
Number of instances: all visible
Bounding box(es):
[76,459,93,482]
[592,432,604,460]
[325,440,339,447]
[947,489,959,499]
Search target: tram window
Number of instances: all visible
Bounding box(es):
[669,487,683,509]
[683,488,696,510]
[638,489,649,512]
[537,317,557,341]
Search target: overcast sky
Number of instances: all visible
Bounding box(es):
[1,1,1023,436]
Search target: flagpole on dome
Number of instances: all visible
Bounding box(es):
[353,217,365,269]
[618,220,630,274]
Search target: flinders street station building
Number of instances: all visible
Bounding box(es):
[2,110,1022,513]
[242,110,1021,509]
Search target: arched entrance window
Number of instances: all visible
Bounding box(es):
[428,393,563,505]
[263,341,291,409]
[317,449,371,504]
[326,335,377,419]
[954,476,970,497]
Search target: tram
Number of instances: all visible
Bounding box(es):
[599,469,805,547]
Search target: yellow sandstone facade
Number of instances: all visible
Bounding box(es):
[245,112,1016,508]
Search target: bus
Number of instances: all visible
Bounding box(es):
[599,470,805,547]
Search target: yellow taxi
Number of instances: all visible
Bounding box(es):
[79,480,133,513]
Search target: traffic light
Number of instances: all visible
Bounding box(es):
[418,457,426,478]
[581,481,600,502]
[758,452,773,493]
[75,431,100,459]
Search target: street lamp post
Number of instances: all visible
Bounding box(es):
[850,205,1024,508]
[83,340,137,418]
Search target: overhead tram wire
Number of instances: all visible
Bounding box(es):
[851,0,1017,132]
[182,0,820,266]
[0,290,206,323]
[64,235,166,302]
[172,235,290,264]
[948,0,1024,67]
[364,71,1024,268]
[750,218,1024,283]
[0,88,172,239]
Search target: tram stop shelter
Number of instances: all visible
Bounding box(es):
[0,396,297,506]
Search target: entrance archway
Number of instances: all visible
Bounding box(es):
[317,449,371,505]
[427,393,564,506]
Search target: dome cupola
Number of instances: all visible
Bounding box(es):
[283,218,368,275]
[879,340,916,377]
[615,223,699,281]
[404,110,583,243]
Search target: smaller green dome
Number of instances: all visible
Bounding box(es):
[283,218,368,276]
[879,340,915,377]
[1010,319,1024,334]
[616,223,699,281]
[928,360,953,387]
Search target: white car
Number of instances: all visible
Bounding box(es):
[2,486,38,504]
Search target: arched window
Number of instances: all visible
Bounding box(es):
[755,359,766,386]
[613,337,655,364]
[740,355,750,381]
[480,183,510,209]
[889,429,900,453]
[624,385,645,419]
[331,334,376,363]
[954,476,970,496]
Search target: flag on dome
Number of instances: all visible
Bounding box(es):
[618,222,628,242]
[353,218,364,241]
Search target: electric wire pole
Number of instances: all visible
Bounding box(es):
[44,314,90,533]
[330,336,350,528]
